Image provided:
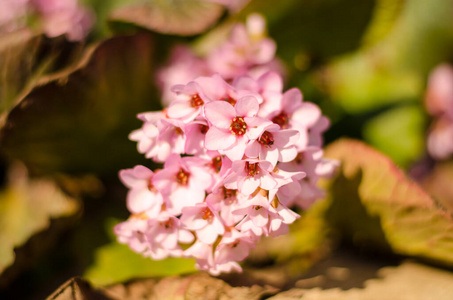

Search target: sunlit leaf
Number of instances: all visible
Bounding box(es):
[268,261,453,300]
[321,0,453,113]
[324,139,453,266]
[0,163,79,277]
[109,0,224,36]
[363,105,427,167]
[84,239,197,286]
[421,161,453,214]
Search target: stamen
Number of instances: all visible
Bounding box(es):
[222,187,237,200]
[176,168,190,185]
[245,162,259,176]
[199,124,209,134]
[211,156,222,173]
[229,117,247,136]
[272,112,289,129]
[200,208,214,222]
[190,94,204,108]
[222,96,236,106]
[258,131,274,147]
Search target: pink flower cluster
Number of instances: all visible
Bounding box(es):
[115,70,336,275]
[425,63,453,159]
[0,0,93,41]
[157,14,283,105]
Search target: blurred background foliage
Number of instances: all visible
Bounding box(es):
[1,0,453,298]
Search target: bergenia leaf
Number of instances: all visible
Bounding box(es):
[109,0,224,36]
[0,33,156,175]
[324,139,453,266]
[0,163,79,278]
[84,238,197,286]
[0,30,86,118]
[49,273,279,299]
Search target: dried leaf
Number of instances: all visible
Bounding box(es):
[48,273,279,300]
[109,0,224,36]
[324,139,453,266]
[46,277,110,300]
[268,261,453,300]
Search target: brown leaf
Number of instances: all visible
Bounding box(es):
[268,261,453,300]
[46,277,110,300]
[109,0,224,36]
[47,273,279,300]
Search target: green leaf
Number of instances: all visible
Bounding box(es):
[324,139,453,266]
[109,0,224,36]
[363,105,427,167]
[0,163,79,277]
[84,239,196,286]
[243,0,375,62]
[0,33,157,175]
[321,0,453,114]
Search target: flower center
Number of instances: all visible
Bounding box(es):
[258,131,274,147]
[222,96,236,106]
[162,218,174,229]
[245,162,259,176]
[148,178,157,192]
[272,112,289,129]
[200,208,214,221]
[229,117,247,136]
[176,168,190,185]
[190,94,204,107]
[222,187,237,200]
[175,127,183,135]
[211,156,222,173]
[199,124,209,134]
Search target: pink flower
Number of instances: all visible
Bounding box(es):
[207,14,276,79]
[119,165,163,216]
[234,72,284,118]
[214,229,255,265]
[145,213,194,259]
[152,154,212,215]
[0,0,29,32]
[183,119,210,155]
[114,215,150,254]
[223,159,277,195]
[32,0,93,41]
[246,122,300,166]
[167,81,209,122]
[180,203,225,244]
[427,116,453,160]
[204,96,266,160]
[425,64,453,117]
[129,111,163,157]
[206,187,245,226]
[148,118,187,162]
[279,147,337,209]
[157,45,210,106]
